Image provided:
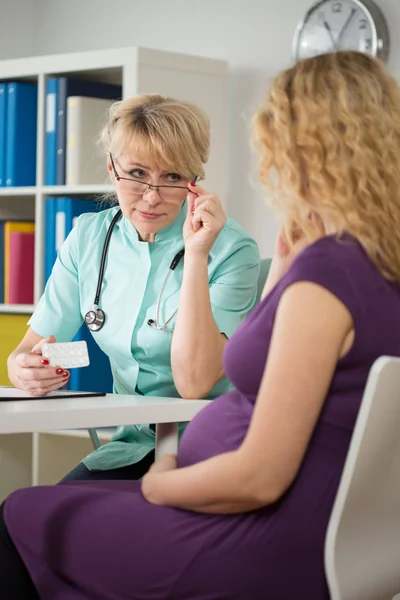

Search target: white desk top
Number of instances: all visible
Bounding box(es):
[0,394,210,435]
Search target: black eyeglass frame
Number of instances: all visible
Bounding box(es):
[109,153,197,196]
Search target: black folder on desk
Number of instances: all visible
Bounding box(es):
[0,387,106,401]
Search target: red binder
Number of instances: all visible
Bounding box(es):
[8,231,34,304]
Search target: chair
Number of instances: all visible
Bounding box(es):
[325,356,400,600]
[256,258,272,303]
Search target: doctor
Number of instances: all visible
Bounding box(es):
[7,93,260,481]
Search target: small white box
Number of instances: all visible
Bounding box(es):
[41,341,90,369]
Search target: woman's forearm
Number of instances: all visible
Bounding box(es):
[142,451,270,514]
[171,253,226,398]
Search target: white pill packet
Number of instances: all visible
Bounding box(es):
[41,341,90,369]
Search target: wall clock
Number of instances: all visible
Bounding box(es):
[293,0,389,62]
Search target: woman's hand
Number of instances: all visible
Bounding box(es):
[183,183,226,257]
[142,454,178,504]
[274,227,307,273]
[261,227,309,300]
[13,335,70,396]
[147,453,178,475]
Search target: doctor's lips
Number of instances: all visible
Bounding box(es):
[135,209,164,220]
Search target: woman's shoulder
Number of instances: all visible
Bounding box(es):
[277,233,384,320]
[291,233,367,276]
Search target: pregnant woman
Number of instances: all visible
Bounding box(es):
[2,50,400,599]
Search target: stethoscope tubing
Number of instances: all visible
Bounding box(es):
[85,209,184,332]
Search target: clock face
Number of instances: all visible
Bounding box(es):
[293,0,389,61]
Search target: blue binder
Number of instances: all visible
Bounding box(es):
[5,82,37,186]
[54,197,97,247]
[56,78,122,185]
[44,78,58,185]
[65,197,98,228]
[0,84,7,187]
[46,197,98,283]
[46,196,112,392]
[44,197,57,283]
[0,221,4,303]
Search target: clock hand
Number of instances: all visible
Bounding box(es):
[338,8,357,44]
[324,21,337,50]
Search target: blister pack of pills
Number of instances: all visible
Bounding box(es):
[41,341,90,369]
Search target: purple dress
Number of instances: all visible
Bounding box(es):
[5,235,400,599]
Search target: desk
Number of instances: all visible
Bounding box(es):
[0,394,210,499]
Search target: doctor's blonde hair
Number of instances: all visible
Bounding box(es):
[253,51,400,283]
[100,93,210,181]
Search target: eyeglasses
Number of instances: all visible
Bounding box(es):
[110,154,194,201]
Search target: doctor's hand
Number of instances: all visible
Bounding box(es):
[13,335,70,396]
[183,183,226,257]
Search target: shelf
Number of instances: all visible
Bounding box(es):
[0,185,115,197]
[0,187,36,196]
[0,304,34,314]
[41,184,115,196]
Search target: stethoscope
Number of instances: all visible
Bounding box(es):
[84,209,185,333]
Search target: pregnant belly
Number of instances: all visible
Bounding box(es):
[178,389,252,468]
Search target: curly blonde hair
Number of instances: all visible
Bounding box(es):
[253,51,400,283]
[99,93,210,181]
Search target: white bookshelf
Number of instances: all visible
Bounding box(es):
[0,46,228,494]
[0,187,36,196]
[0,304,35,313]
[0,45,229,313]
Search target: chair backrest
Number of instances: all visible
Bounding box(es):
[324,356,400,600]
[256,258,272,303]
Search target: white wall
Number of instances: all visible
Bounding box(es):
[0,0,37,59]
[4,0,400,255]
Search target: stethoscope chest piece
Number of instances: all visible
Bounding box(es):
[85,208,185,335]
[85,307,106,332]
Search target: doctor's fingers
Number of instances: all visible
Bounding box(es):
[194,196,226,221]
[16,364,69,383]
[26,377,70,397]
[16,351,56,369]
[191,209,225,232]
[31,335,57,354]
[17,372,69,396]
[193,193,220,212]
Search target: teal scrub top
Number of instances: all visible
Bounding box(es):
[29,204,260,470]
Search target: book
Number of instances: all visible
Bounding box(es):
[54,197,98,254]
[0,83,7,187]
[56,78,122,185]
[44,78,58,185]
[44,197,57,283]
[4,221,35,303]
[5,82,37,186]
[52,198,112,393]
[0,314,30,385]
[0,221,4,303]
[8,231,35,304]
[44,197,99,284]
[66,96,114,185]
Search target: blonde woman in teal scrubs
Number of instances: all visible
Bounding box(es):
[7,94,260,481]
